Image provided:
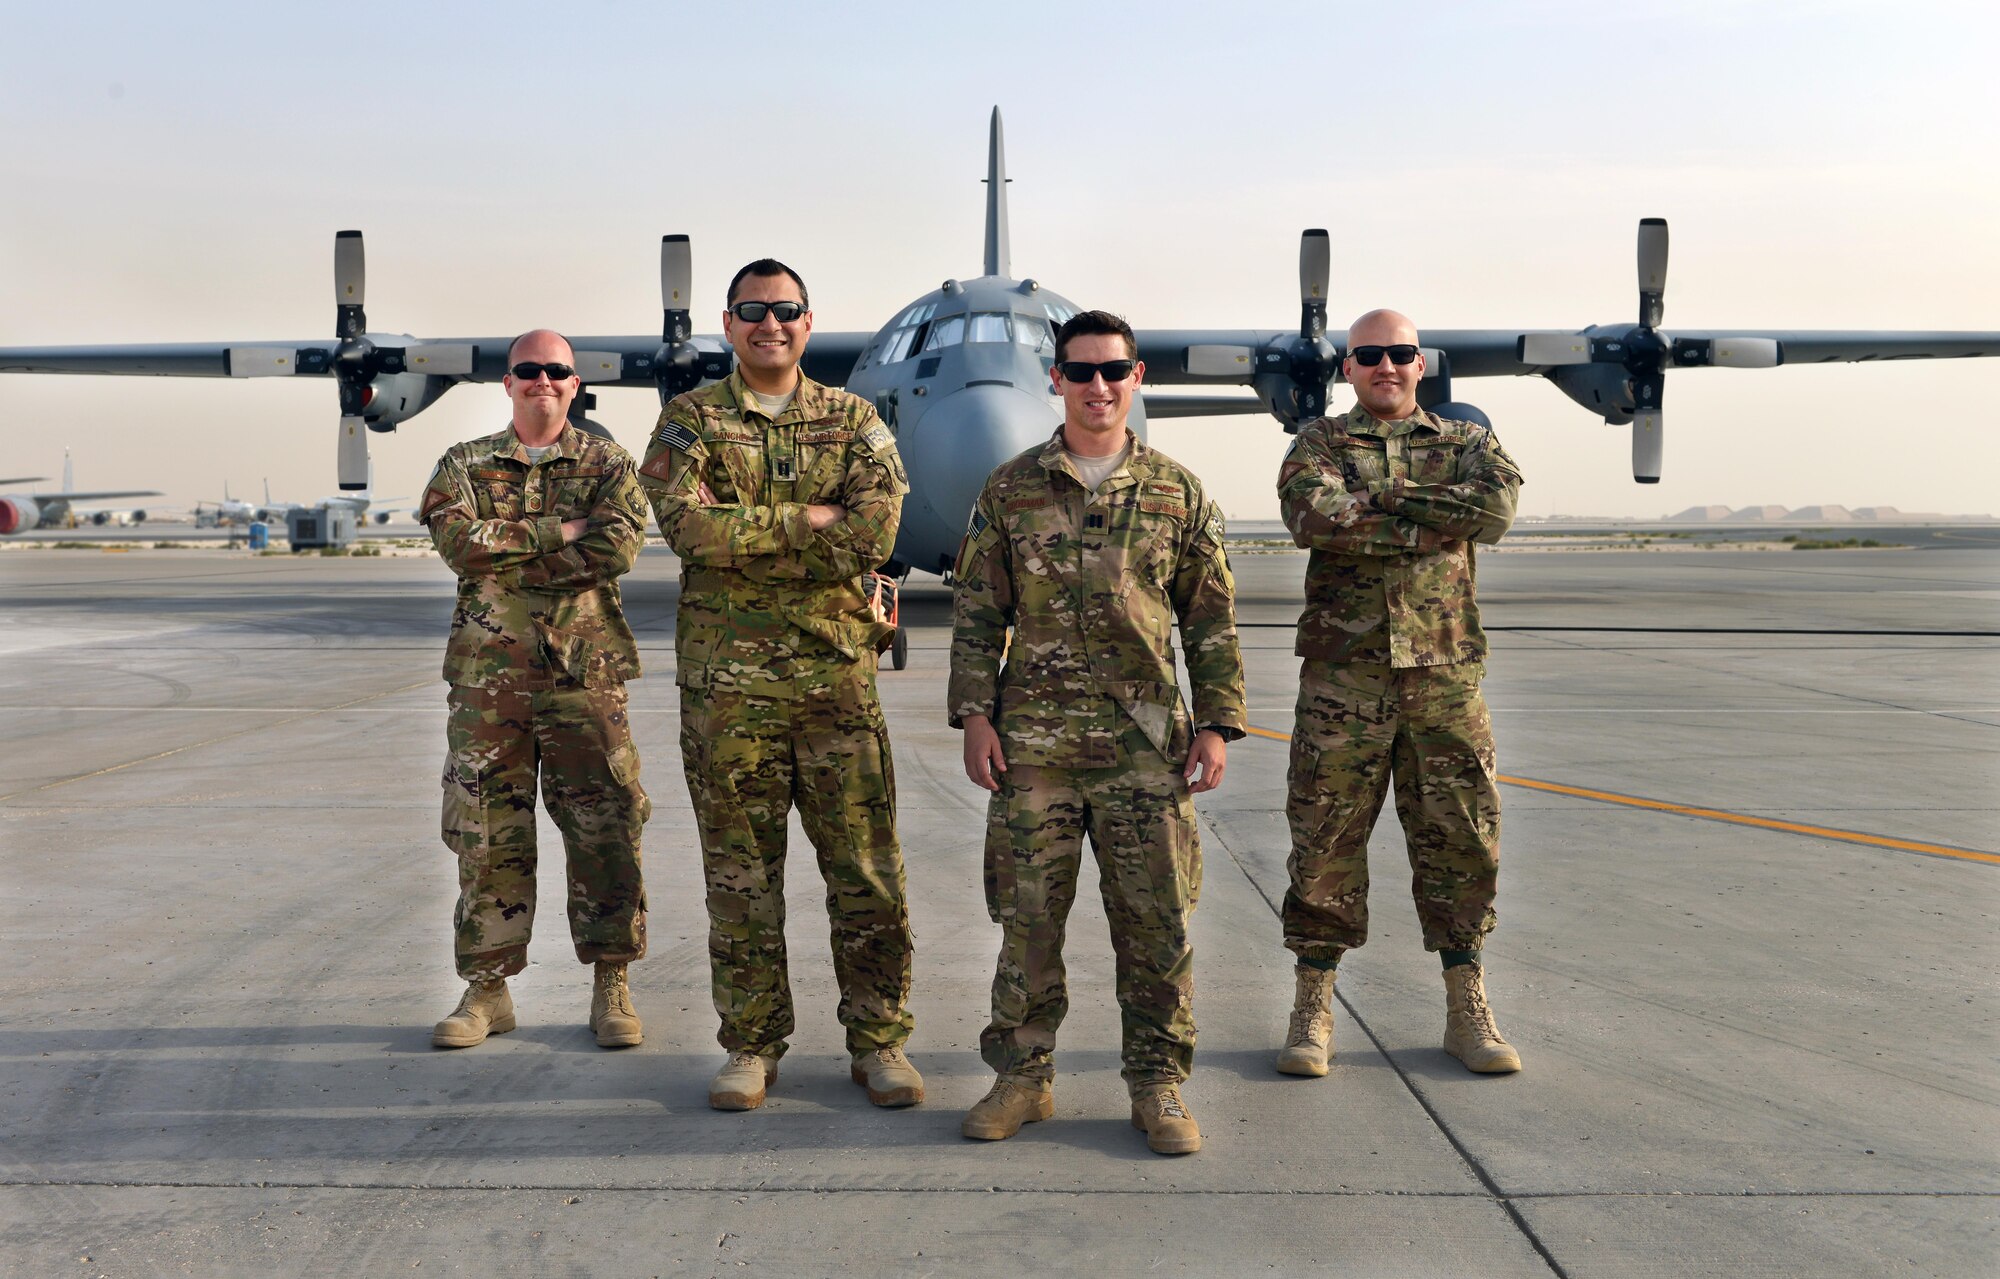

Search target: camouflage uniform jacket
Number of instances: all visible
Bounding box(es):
[637,371,908,695]
[949,428,1247,769]
[1278,405,1523,668]
[422,423,646,690]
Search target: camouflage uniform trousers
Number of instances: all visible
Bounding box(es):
[1283,659,1500,962]
[678,671,913,1060]
[981,721,1201,1090]
[441,682,650,982]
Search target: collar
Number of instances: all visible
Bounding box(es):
[723,369,826,424]
[1037,425,1146,492]
[1340,405,1439,438]
[494,421,583,464]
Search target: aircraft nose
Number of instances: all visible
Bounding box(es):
[896,381,1058,573]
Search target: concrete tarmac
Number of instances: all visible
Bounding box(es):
[1,541,1994,1277]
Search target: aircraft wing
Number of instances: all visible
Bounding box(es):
[24,489,163,501]
[1140,393,1267,418]
[1137,328,2000,383]
[1645,331,2000,366]
[0,331,877,389]
[0,476,48,484]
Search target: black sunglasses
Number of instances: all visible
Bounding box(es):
[510,361,577,381]
[730,301,807,324]
[1056,359,1138,384]
[1347,344,1420,367]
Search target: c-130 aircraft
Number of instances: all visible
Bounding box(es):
[4,107,1997,578]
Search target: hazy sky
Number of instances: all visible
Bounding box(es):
[4,0,1997,520]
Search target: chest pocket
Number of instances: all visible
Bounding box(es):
[471,468,524,520]
[1108,487,1187,593]
[703,437,763,504]
[1405,437,1464,486]
[1332,437,1388,489]
[547,468,608,520]
[796,422,855,500]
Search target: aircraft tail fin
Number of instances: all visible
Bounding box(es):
[63,448,73,494]
[983,106,1010,279]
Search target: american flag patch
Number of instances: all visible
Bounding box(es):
[655,420,699,452]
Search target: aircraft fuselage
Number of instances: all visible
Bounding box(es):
[843,275,1144,575]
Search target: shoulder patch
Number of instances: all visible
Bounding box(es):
[860,422,895,452]
[968,508,989,539]
[655,419,699,453]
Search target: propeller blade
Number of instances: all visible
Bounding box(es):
[337,415,370,491]
[1631,409,1663,483]
[1709,337,1781,369]
[404,343,477,375]
[1520,333,1596,366]
[1299,228,1330,338]
[335,230,366,339]
[662,234,692,342]
[1637,217,1667,329]
[1183,345,1256,377]
[571,351,625,382]
[227,347,303,377]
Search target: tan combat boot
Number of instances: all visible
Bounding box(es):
[709,1051,779,1111]
[1130,1084,1201,1155]
[432,979,516,1049]
[589,961,643,1048]
[1276,964,1337,1077]
[1443,963,1522,1073]
[961,1074,1054,1141]
[850,1045,925,1107]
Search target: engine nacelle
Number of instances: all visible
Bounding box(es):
[360,362,454,431]
[0,496,41,535]
[372,510,394,525]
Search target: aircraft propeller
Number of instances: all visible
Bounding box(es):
[652,234,731,403]
[1184,229,1342,427]
[226,230,476,489]
[1519,218,1780,482]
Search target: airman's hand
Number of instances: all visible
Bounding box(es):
[1183,729,1227,793]
[560,518,589,543]
[962,715,1007,791]
[808,503,848,531]
[697,482,718,505]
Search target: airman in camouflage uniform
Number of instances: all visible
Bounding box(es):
[951,311,1245,1155]
[637,259,922,1112]
[423,329,651,1052]
[1275,308,1526,1078]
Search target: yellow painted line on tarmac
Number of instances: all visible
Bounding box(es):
[1244,723,1999,866]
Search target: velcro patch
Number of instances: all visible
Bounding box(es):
[1143,480,1184,497]
[470,468,520,483]
[968,509,989,538]
[419,486,457,521]
[1138,498,1188,518]
[655,419,699,453]
[797,428,855,445]
[860,422,895,452]
[1005,496,1051,513]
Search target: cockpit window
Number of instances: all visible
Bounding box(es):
[966,312,1012,344]
[922,314,966,352]
[1013,312,1054,354]
[871,301,941,367]
[1042,301,1076,329]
